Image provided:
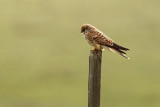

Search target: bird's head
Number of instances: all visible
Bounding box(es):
[81,24,90,34]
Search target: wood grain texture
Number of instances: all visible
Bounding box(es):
[88,50,102,107]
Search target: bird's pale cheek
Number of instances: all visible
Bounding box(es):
[81,32,84,34]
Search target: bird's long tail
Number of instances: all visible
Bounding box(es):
[106,43,130,59]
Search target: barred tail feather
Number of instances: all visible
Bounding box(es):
[110,48,130,59]
[113,43,129,51]
[104,42,130,59]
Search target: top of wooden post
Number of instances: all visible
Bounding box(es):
[89,50,102,58]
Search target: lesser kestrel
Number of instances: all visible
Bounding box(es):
[81,24,130,59]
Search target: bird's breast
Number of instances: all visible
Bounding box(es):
[85,34,102,50]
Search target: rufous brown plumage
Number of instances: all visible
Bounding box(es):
[81,24,130,59]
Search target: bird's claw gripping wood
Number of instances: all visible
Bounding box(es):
[93,48,99,52]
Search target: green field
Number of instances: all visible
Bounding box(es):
[0,0,160,107]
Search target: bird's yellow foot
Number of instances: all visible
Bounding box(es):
[93,48,99,52]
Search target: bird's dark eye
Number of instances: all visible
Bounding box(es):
[81,28,85,33]
[83,29,85,32]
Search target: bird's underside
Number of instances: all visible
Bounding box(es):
[81,24,130,59]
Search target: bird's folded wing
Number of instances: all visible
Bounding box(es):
[92,34,113,46]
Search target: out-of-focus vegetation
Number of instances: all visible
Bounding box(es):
[0,0,160,107]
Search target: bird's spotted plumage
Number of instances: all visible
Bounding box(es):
[81,24,130,59]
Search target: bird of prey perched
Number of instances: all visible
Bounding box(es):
[81,24,130,59]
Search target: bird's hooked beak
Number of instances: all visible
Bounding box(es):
[81,31,84,34]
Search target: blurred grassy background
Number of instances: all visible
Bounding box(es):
[0,0,160,107]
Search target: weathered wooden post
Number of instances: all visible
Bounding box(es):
[88,50,102,107]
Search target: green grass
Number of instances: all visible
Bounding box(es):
[0,0,160,107]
